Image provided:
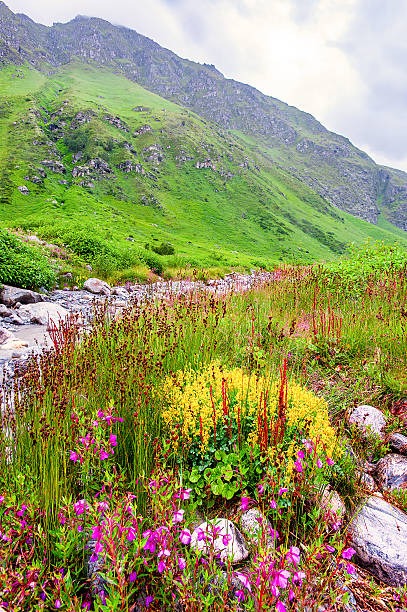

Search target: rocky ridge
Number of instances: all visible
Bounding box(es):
[0,2,406,230]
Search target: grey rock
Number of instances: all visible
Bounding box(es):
[357,471,376,492]
[348,495,407,586]
[17,185,29,194]
[18,302,70,326]
[190,519,249,563]
[321,487,346,527]
[240,508,275,549]
[0,327,14,345]
[348,404,387,439]
[83,278,111,296]
[0,304,12,318]
[0,285,44,307]
[388,433,407,455]
[374,454,407,491]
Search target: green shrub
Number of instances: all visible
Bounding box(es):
[0,230,56,290]
[151,241,175,256]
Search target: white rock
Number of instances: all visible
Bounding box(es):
[349,495,407,586]
[190,519,249,563]
[18,302,70,326]
[321,487,346,519]
[83,278,111,296]
[348,405,387,439]
[374,454,407,491]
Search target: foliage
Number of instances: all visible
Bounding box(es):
[0,228,56,289]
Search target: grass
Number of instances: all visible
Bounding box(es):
[1,246,407,609]
[1,62,407,287]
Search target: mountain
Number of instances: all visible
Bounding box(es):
[0,2,406,282]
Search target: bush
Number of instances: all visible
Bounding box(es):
[151,241,175,256]
[0,230,56,290]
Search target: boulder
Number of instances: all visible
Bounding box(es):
[0,285,44,307]
[83,278,111,296]
[374,454,407,491]
[388,433,407,455]
[0,304,13,318]
[190,519,249,563]
[18,302,70,326]
[348,405,387,439]
[348,495,407,586]
[0,327,14,345]
[321,487,346,523]
[240,508,275,549]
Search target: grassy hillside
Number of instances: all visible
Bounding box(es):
[1,63,406,285]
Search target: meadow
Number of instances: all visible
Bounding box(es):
[1,243,407,610]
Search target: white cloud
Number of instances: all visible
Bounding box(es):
[4,0,407,171]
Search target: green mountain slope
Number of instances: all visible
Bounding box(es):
[0,2,406,234]
[0,62,406,282]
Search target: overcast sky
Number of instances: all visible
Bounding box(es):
[6,0,407,172]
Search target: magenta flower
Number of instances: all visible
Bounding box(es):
[272,569,290,589]
[129,570,137,583]
[235,590,245,602]
[271,585,280,597]
[278,487,288,496]
[179,529,192,545]
[178,488,192,500]
[222,533,232,546]
[145,595,154,607]
[325,544,335,553]
[294,459,303,473]
[276,600,287,612]
[302,439,314,453]
[0,496,4,505]
[342,547,356,560]
[91,525,103,540]
[326,457,335,466]
[127,527,137,541]
[293,571,306,586]
[316,458,323,469]
[178,557,186,571]
[97,410,105,419]
[99,449,110,461]
[346,563,357,575]
[157,560,166,573]
[270,499,277,509]
[73,499,88,516]
[69,450,80,462]
[257,484,265,495]
[173,509,185,523]
[97,501,109,514]
[109,434,117,447]
[286,546,300,566]
[235,572,252,592]
[240,496,250,511]
[55,600,61,609]
[16,504,27,517]
[297,450,305,460]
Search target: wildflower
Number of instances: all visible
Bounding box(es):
[272,569,290,589]
[257,484,265,495]
[235,572,252,592]
[276,600,287,612]
[271,585,280,597]
[129,571,137,582]
[294,459,303,473]
[55,600,61,609]
[0,496,4,505]
[302,439,314,453]
[292,571,306,586]
[235,590,245,602]
[58,512,66,525]
[143,532,157,553]
[346,563,357,575]
[69,450,80,462]
[269,528,279,540]
[325,544,335,553]
[173,509,184,523]
[99,449,110,460]
[342,547,356,560]
[145,595,154,607]
[97,501,109,514]
[278,487,288,496]
[148,479,158,491]
[109,434,117,447]
[127,527,137,541]
[286,546,300,566]
[97,410,105,419]
[326,457,335,466]
[316,458,323,469]
[270,499,277,509]
[73,499,88,516]
[16,504,27,517]
[91,525,103,540]
[179,529,192,545]
[240,496,250,511]
[297,450,305,460]
[222,533,232,546]
[177,488,192,501]
[157,560,166,573]
[178,557,186,571]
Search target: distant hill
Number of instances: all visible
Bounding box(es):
[0,2,406,281]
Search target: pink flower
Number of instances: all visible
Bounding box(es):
[297,450,305,459]
[99,450,110,460]
[302,439,314,453]
[0,496,4,505]
[286,546,300,566]
[179,529,192,545]
[272,569,290,589]
[235,572,252,592]
[278,487,288,496]
[73,499,88,516]
[346,563,357,575]
[178,488,192,501]
[127,527,137,541]
[294,459,303,473]
[145,595,154,607]
[257,484,265,495]
[325,544,335,553]
[97,410,105,419]
[342,547,356,560]
[240,496,250,511]
[55,600,61,609]
[222,533,232,546]
[16,504,27,517]
[178,557,186,571]
[316,458,323,469]
[91,526,103,540]
[129,570,137,582]
[235,590,245,602]
[293,571,306,586]
[109,434,117,447]
[97,501,109,514]
[157,559,166,573]
[326,457,335,466]
[276,600,287,612]
[69,451,80,462]
[270,499,277,509]
[173,509,184,523]
[271,585,280,597]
